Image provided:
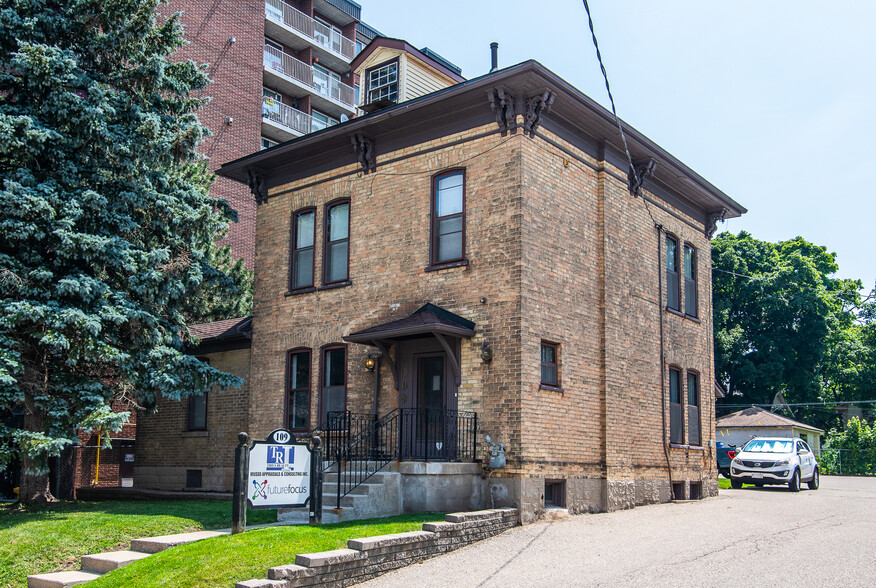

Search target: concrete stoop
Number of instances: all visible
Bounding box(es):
[26,530,227,588]
[278,468,402,525]
[237,508,520,588]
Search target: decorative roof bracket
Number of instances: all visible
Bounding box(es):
[488,87,515,135]
[351,132,376,173]
[628,158,657,198]
[247,169,268,204]
[523,90,554,136]
[373,340,399,391]
[433,332,461,388]
[705,208,729,239]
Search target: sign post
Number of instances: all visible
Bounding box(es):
[309,435,322,525]
[231,432,249,534]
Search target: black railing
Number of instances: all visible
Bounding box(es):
[317,411,375,470]
[331,408,478,506]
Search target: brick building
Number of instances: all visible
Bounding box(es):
[212,59,746,522]
[167,0,382,267]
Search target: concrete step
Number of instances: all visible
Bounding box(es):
[130,530,227,554]
[80,550,151,574]
[27,570,101,588]
[322,481,382,497]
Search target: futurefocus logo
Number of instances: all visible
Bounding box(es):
[252,479,268,500]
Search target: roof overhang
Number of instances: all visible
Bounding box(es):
[344,303,475,344]
[219,60,745,224]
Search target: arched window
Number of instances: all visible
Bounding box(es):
[669,366,683,443]
[687,371,701,446]
[286,348,311,432]
[289,207,316,291]
[684,243,698,317]
[665,234,680,311]
[431,170,466,266]
[323,199,350,284]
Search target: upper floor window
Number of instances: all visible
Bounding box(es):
[311,109,339,132]
[687,371,701,446]
[264,38,284,72]
[290,208,316,290]
[286,349,311,432]
[669,366,682,443]
[323,199,350,284]
[665,234,680,311]
[367,59,398,104]
[540,341,559,387]
[260,136,278,150]
[431,171,465,266]
[684,243,698,317]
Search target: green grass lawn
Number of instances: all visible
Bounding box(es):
[0,500,276,588]
[88,513,446,588]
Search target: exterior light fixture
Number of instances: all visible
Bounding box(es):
[225,116,233,125]
[228,37,236,45]
[365,357,376,372]
[481,341,493,363]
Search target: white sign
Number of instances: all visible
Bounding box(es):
[247,429,312,508]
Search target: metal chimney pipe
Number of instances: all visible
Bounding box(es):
[490,42,499,73]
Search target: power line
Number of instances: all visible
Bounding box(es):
[718,399,876,408]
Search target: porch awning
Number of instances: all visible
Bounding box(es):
[343,303,475,344]
[343,304,475,389]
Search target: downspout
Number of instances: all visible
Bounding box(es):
[656,224,674,492]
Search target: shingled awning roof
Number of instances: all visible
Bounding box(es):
[344,304,475,390]
[344,304,474,344]
[716,406,824,433]
[189,316,252,354]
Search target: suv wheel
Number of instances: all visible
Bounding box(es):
[807,468,820,490]
[731,478,743,489]
[788,469,801,492]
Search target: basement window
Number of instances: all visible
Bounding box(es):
[689,482,703,500]
[544,479,566,508]
[672,482,685,500]
[186,469,202,489]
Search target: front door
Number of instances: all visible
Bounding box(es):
[397,338,459,460]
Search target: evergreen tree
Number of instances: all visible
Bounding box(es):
[0,0,244,502]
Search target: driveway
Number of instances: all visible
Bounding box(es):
[357,476,876,587]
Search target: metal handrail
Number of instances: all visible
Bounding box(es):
[331,408,478,507]
[263,44,355,107]
[262,96,312,135]
[265,0,356,60]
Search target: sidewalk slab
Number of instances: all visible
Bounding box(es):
[80,550,151,574]
[130,530,227,553]
[27,571,101,588]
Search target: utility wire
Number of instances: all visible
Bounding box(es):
[718,399,876,408]
[581,0,640,196]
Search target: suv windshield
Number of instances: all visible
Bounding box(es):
[742,439,793,453]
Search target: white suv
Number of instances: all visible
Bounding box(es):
[730,437,819,492]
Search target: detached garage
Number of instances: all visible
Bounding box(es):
[716,406,824,455]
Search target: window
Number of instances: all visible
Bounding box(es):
[431,171,465,266]
[684,244,698,317]
[261,136,278,150]
[311,110,339,132]
[366,59,398,104]
[290,208,315,290]
[264,38,283,72]
[669,367,682,443]
[665,234,680,311]
[540,342,559,387]
[286,349,311,431]
[323,199,350,284]
[320,346,346,426]
[312,64,340,99]
[687,371,700,446]
[188,358,208,431]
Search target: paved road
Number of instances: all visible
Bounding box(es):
[358,477,876,587]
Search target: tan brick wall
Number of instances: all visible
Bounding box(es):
[134,348,251,491]
[247,121,719,511]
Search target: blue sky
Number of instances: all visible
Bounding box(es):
[363,0,875,291]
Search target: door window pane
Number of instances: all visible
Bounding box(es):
[287,350,310,431]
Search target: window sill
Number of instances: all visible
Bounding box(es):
[285,287,317,297]
[666,307,684,318]
[539,384,564,394]
[318,280,352,291]
[669,443,706,451]
[182,430,209,438]
[425,259,469,272]
[684,314,701,323]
